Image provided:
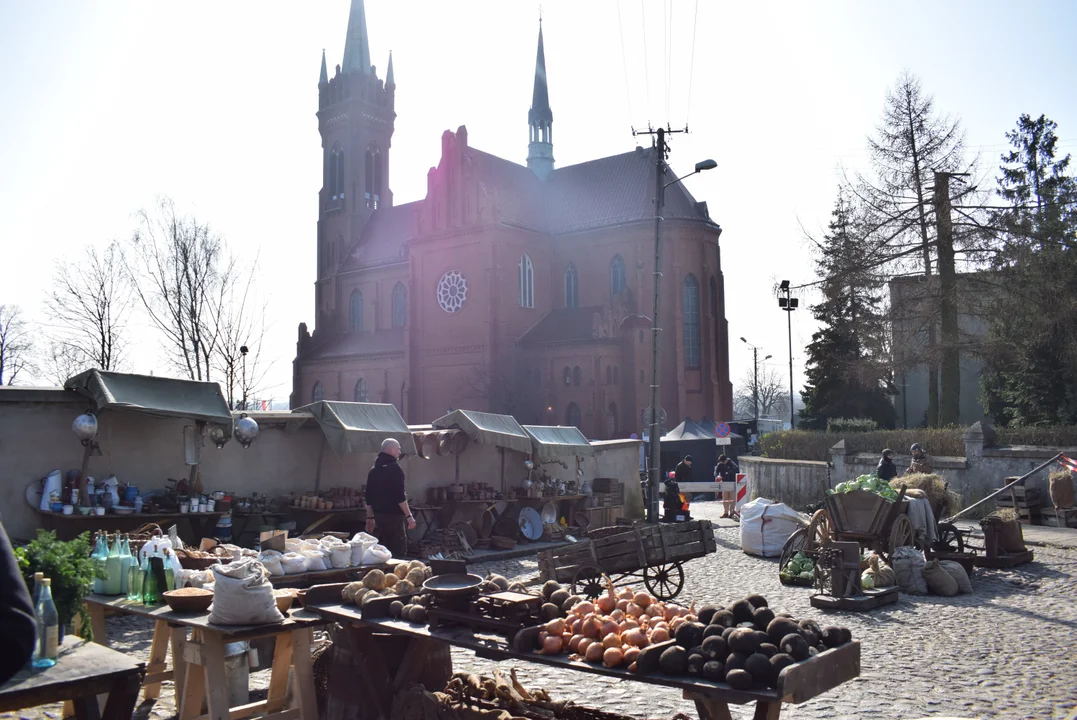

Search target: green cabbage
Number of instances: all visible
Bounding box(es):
[828,474,899,502]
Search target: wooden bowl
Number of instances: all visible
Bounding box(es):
[274,589,297,614]
[162,588,213,614]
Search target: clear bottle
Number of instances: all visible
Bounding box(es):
[163,550,175,592]
[32,578,59,668]
[134,553,148,603]
[31,571,44,606]
[104,536,124,595]
[118,537,132,595]
[91,535,108,594]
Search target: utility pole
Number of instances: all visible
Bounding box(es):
[932,171,964,427]
[752,346,758,420]
[778,282,798,429]
[634,123,686,524]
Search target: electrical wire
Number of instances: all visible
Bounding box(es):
[666,0,674,122]
[640,0,650,124]
[685,0,699,125]
[615,0,634,128]
[662,0,668,121]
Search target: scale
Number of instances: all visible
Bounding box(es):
[426,589,542,638]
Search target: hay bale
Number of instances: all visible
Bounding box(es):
[891,474,961,516]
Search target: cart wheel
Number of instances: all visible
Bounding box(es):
[886,514,915,563]
[807,509,832,549]
[644,562,685,601]
[572,565,606,601]
[934,522,965,554]
[778,529,809,579]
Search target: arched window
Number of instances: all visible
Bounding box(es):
[365,145,381,209]
[354,378,368,402]
[607,403,618,437]
[610,255,626,298]
[519,254,535,308]
[573,366,582,386]
[710,277,720,373]
[565,402,582,429]
[683,275,701,368]
[391,282,407,328]
[564,263,578,308]
[349,289,363,331]
[613,366,619,385]
[605,365,612,385]
[328,145,345,201]
[312,381,325,403]
[563,367,572,385]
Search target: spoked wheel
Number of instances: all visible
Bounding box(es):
[807,509,833,551]
[644,562,685,601]
[886,514,915,564]
[572,565,606,601]
[934,522,965,553]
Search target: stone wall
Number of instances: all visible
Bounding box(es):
[0,388,643,542]
[739,456,830,511]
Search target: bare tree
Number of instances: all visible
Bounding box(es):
[40,342,85,387]
[734,365,788,419]
[124,197,235,381]
[44,241,131,373]
[0,305,34,385]
[213,262,273,410]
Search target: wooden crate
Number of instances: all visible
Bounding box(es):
[592,478,623,494]
[1041,507,1077,528]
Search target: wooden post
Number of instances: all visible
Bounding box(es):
[314,437,327,493]
[500,448,505,493]
[79,443,93,507]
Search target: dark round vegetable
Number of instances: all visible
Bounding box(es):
[702,660,724,680]
[542,580,561,600]
[769,653,796,687]
[722,626,737,642]
[701,635,729,662]
[659,645,689,676]
[709,610,735,628]
[388,600,404,619]
[675,622,706,650]
[752,607,776,631]
[780,633,810,661]
[724,652,748,672]
[758,643,778,658]
[798,619,822,647]
[408,604,428,624]
[725,668,754,690]
[540,603,561,621]
[730,600,755,624]
[838,627,853,645]
[728,628,761,655]
[820,626,843,648]
[703,624,725,641]
[766,617,801,647]
[562,595,582,613]
[550,589,571,607]
[687,653,706,675]
[745,593,768,609]
[697,604,719,626]
[745,653,773,684]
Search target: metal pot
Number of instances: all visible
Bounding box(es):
[72,412,98,443]
[233,414,259,448]
[207,424,231,449]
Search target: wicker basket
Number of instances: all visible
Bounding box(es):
[174,548,224,570]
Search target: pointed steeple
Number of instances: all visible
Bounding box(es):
[319,49,329,86]
[527,20,554,180]
[386,51,395,87]
[342,0,372,75]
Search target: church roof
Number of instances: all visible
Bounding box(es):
[304,328,406,361]
[342,0,372,75]
[340,201,418,271]
[517,306,615,346]
[528,25,553,127]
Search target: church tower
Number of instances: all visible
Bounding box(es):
[526,21,554,180]
[313,0,396,334]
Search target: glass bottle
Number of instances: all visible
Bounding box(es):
[142,557,161,605]
[134,553,148,603]
[104,535,123,595]
[31,571,44,605]
[162,550,175,592]
[32,578,59,668]
[117,537,132,595]
[91,535,108,594]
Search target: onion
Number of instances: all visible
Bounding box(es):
[538,631,549,645]
[602,647,624,667]
[634,592,653,608]
[610,609,625,623]
[623,646,641,665]
[649,627,670,643]
[663,605,680,621]
[542,635,562,655]
[585,642,604,663]
[600,620,619,637]
[623,618,639,630]
[574,601,595,617]
[601,632,622,649]
[582,617,602,639]
[616,599,630,612]
[677,606,690,618]
[568,634,585,653]
[568,617,582,634]
[577,637,593,656]
[618,587,634,600]
[596,595,616,614]
[546,618,566,636]
[623,628,647,648]
[626,602,644,618]
[646,605,664,618]
[670,617,686,632]
[627,661,637,673]
[562,632,573,646]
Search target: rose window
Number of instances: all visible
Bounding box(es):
[436,270,468,313]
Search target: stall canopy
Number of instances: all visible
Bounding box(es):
[294,401,417,456]
[431,409,533,455]
[64,369,233,425]
[522,425,594,462]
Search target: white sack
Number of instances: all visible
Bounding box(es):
[739,498,808,557]
[349,532,379,566]
[362,544,392,565]
[208,558,284,626]
[329,545,352,569]
[281,552,308,575]
[258,551,285,576]
[302,550,328,572]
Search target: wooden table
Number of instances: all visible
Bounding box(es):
[37,509,224,544]
[307,601,861,720]
[83,594,326,720]
[0,637,144,720]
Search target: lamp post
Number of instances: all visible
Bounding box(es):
[739,338,771,420]
[644,132,717,523]
[240,345,249,412]
[778,281,798,429]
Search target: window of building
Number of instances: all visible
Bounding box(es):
[564,263,578,308]
[354,378,368,402]
[683,274,701,368]
[565,402,582,429]
[710,277,720,373]
[573,366,582,386]
[605,365,612,385]
[607,402,618,437]
[391,282,407,328]
[563,366,571,385]
[610,255,626,298]
[365,145,381,209]
[519,254,535,308]
[328,145,345,203]
[613,366,619,385]
[312,381,325,403]
[640,369,645,385]
[349,289,363,331]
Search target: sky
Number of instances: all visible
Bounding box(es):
[1,1,1075,413]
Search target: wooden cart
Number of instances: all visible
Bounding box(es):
[537,520,716,601]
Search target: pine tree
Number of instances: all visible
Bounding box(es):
[800,191,896,430]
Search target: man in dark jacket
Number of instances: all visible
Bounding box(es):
[876,449,899,481]
[715,454,740,519]
[364,438,415,558]
[0,522,36,684]
[663,455,693,519]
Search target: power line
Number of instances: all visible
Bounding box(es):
[640,0,650,123]
[666,0,674,122]
[614,0,634,128]
[685,0,699,124]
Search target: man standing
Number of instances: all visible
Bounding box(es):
[364,438,416,558]
[715,454,740,519]
[663,455,693,520]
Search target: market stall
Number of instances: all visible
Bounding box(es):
[521,424,602,526]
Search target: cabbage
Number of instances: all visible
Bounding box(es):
[828,474,899,502]
[861,571,875,590]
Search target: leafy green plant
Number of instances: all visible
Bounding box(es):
[15,530,104,640]
[826,417,879,433]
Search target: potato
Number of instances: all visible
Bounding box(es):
[394,580,415,595]
[394,563,410,579]
[362,569,386,590]
[384,573,400,587]
[405,568,426,588]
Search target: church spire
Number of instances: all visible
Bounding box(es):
[319,49,328,86]
[386,51,395,87]
[526,20,554,180]
[342,0,372,75]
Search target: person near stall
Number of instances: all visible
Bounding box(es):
[715,454,741,519]
[662,455,693,521]
[907,443,935,475]
[0,521,36,684]
[876,449,899,481]
[364,438,416,558]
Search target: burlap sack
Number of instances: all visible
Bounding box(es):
[892,546,928,595]
[923,559,959,597]
[1050,471,1076,509]
[938,559,973,593]
[209,558,285,625]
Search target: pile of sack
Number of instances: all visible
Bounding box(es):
[891,546,973,596]
[258,532,393,576]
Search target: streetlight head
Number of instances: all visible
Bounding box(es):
[694,159,718,173]
[790,298,799,309]
[778,298,788,308]
[740,337,747,344]
[240,345,249,355]
[765,355,773,360]
[779,280,790,290]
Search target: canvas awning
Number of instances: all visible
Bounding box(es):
[294,401,417,456]
[431,409,533,455]
[64,369,234,425]
[522,425,594,462]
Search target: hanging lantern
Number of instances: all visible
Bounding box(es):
[72,411,98,444]
[233,414,260,448]
[207,424,231,449]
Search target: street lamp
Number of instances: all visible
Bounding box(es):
[777,281,798,429]
[739,338,771,420]
[645,136,717,523]
[240,345,249,412]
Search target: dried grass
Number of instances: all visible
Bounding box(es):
[890,473,962,516]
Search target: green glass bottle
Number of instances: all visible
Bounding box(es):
[163,550,175,592]
[91,535,108,595]
[142,557,163,605]
[132,554,147,602]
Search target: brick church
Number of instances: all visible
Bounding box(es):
[291,0,733,439]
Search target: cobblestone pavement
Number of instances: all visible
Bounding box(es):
[6,502,1076,720]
